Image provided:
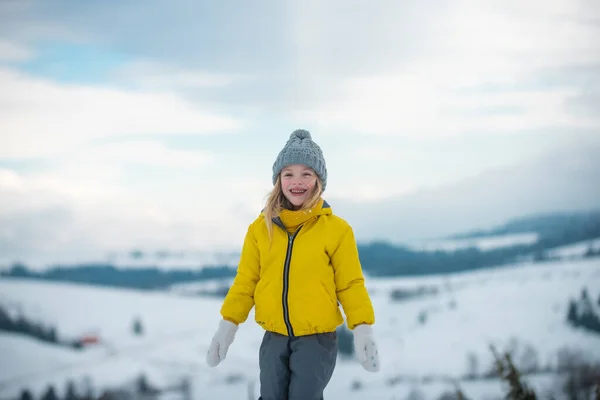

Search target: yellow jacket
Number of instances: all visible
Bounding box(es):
[220,199,375,336]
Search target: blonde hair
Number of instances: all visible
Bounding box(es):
[264,175,323,241]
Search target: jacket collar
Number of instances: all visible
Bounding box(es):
[272,198,331,231]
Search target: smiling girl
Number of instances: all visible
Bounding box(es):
[206,129,380,400]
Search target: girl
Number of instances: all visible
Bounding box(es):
[206,129,380,400]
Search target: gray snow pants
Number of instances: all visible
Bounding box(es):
[258,330,338,400]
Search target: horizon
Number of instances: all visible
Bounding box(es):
[2,207,598,273]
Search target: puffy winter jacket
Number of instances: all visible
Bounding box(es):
[220,199,375,336]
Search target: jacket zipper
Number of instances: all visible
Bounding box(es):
[274,219,301,337]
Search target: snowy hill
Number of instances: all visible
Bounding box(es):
[405,232,539,252]
[545,238,600,260]
[1,258,600,399]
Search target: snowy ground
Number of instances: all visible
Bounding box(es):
[1,257,600,400]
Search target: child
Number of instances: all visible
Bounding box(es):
[206,129,380,400]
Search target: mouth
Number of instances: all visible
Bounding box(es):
[290,189,307,196]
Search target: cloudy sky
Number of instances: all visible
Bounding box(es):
[0,0,599,265]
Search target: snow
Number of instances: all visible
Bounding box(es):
[545,238,600,259]
[102,250,241,270]
[405,232,539,252]
[0,250,242,272]
[168,278,234,296]
[1,257,600,399]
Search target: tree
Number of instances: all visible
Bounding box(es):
[0,305,12,328]
[581,287,590,302]
[20,389,33,400]
[46,326,58,343]
[567,299,579,327]
[490,345,537,399]
[465,352,478,379]
[65,380,78,400]
[132,316,144,336]
[41,385,58,400]
[137,373,150,394]
[81,375,94,399]
[579,309,600,334]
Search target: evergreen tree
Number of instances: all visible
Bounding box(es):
[65,380,78,400]
[579,310,600,334]
[581,287,589,302]
[0,305,12,329]
[41,385,58,400]
[583,244,595,258]
[81,375,94,399]
[19,389,33,400]
[132,316,144,336]
[567,299,579,326]
[137,373,150,393]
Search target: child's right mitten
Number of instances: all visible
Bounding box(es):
[206,319,238,367]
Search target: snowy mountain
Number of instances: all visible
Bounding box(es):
[1,257,600,399]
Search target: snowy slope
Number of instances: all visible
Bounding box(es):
[545,238,600,259]
[405,232,539,252]
[1,258,600,400]
[103,250,241,270]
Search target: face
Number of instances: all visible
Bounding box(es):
[280,164,318,209]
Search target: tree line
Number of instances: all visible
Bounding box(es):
[567,286,600,335]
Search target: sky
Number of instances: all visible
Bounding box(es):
[0,0,599,265]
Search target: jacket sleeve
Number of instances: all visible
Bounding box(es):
[330,225,375,330]
[220,224,260,325]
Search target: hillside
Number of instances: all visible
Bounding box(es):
[1,257,600,399]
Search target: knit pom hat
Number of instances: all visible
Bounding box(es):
[272,129,328,191]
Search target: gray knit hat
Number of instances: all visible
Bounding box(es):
[272,129,327,191]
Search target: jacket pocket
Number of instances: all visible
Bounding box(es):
[320,281,337,306]
[254,280,272,326]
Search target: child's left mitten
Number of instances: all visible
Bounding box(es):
[353,324,380,372]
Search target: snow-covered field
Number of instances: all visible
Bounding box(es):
[1,257,600,400]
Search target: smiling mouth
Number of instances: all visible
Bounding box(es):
[290,189,307,195]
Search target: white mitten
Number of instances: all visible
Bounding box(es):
[206,319,238,367]
[353,324,380,372]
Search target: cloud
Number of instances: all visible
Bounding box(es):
[285,0,600,137]
[69,140,215,169]
[2,0,598,136]
[111,60,244,90]
[0,167,253,264]
[287,0,600,137]
[0,67,243,159]
[294,78,599,137]
[0,39,32,62]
